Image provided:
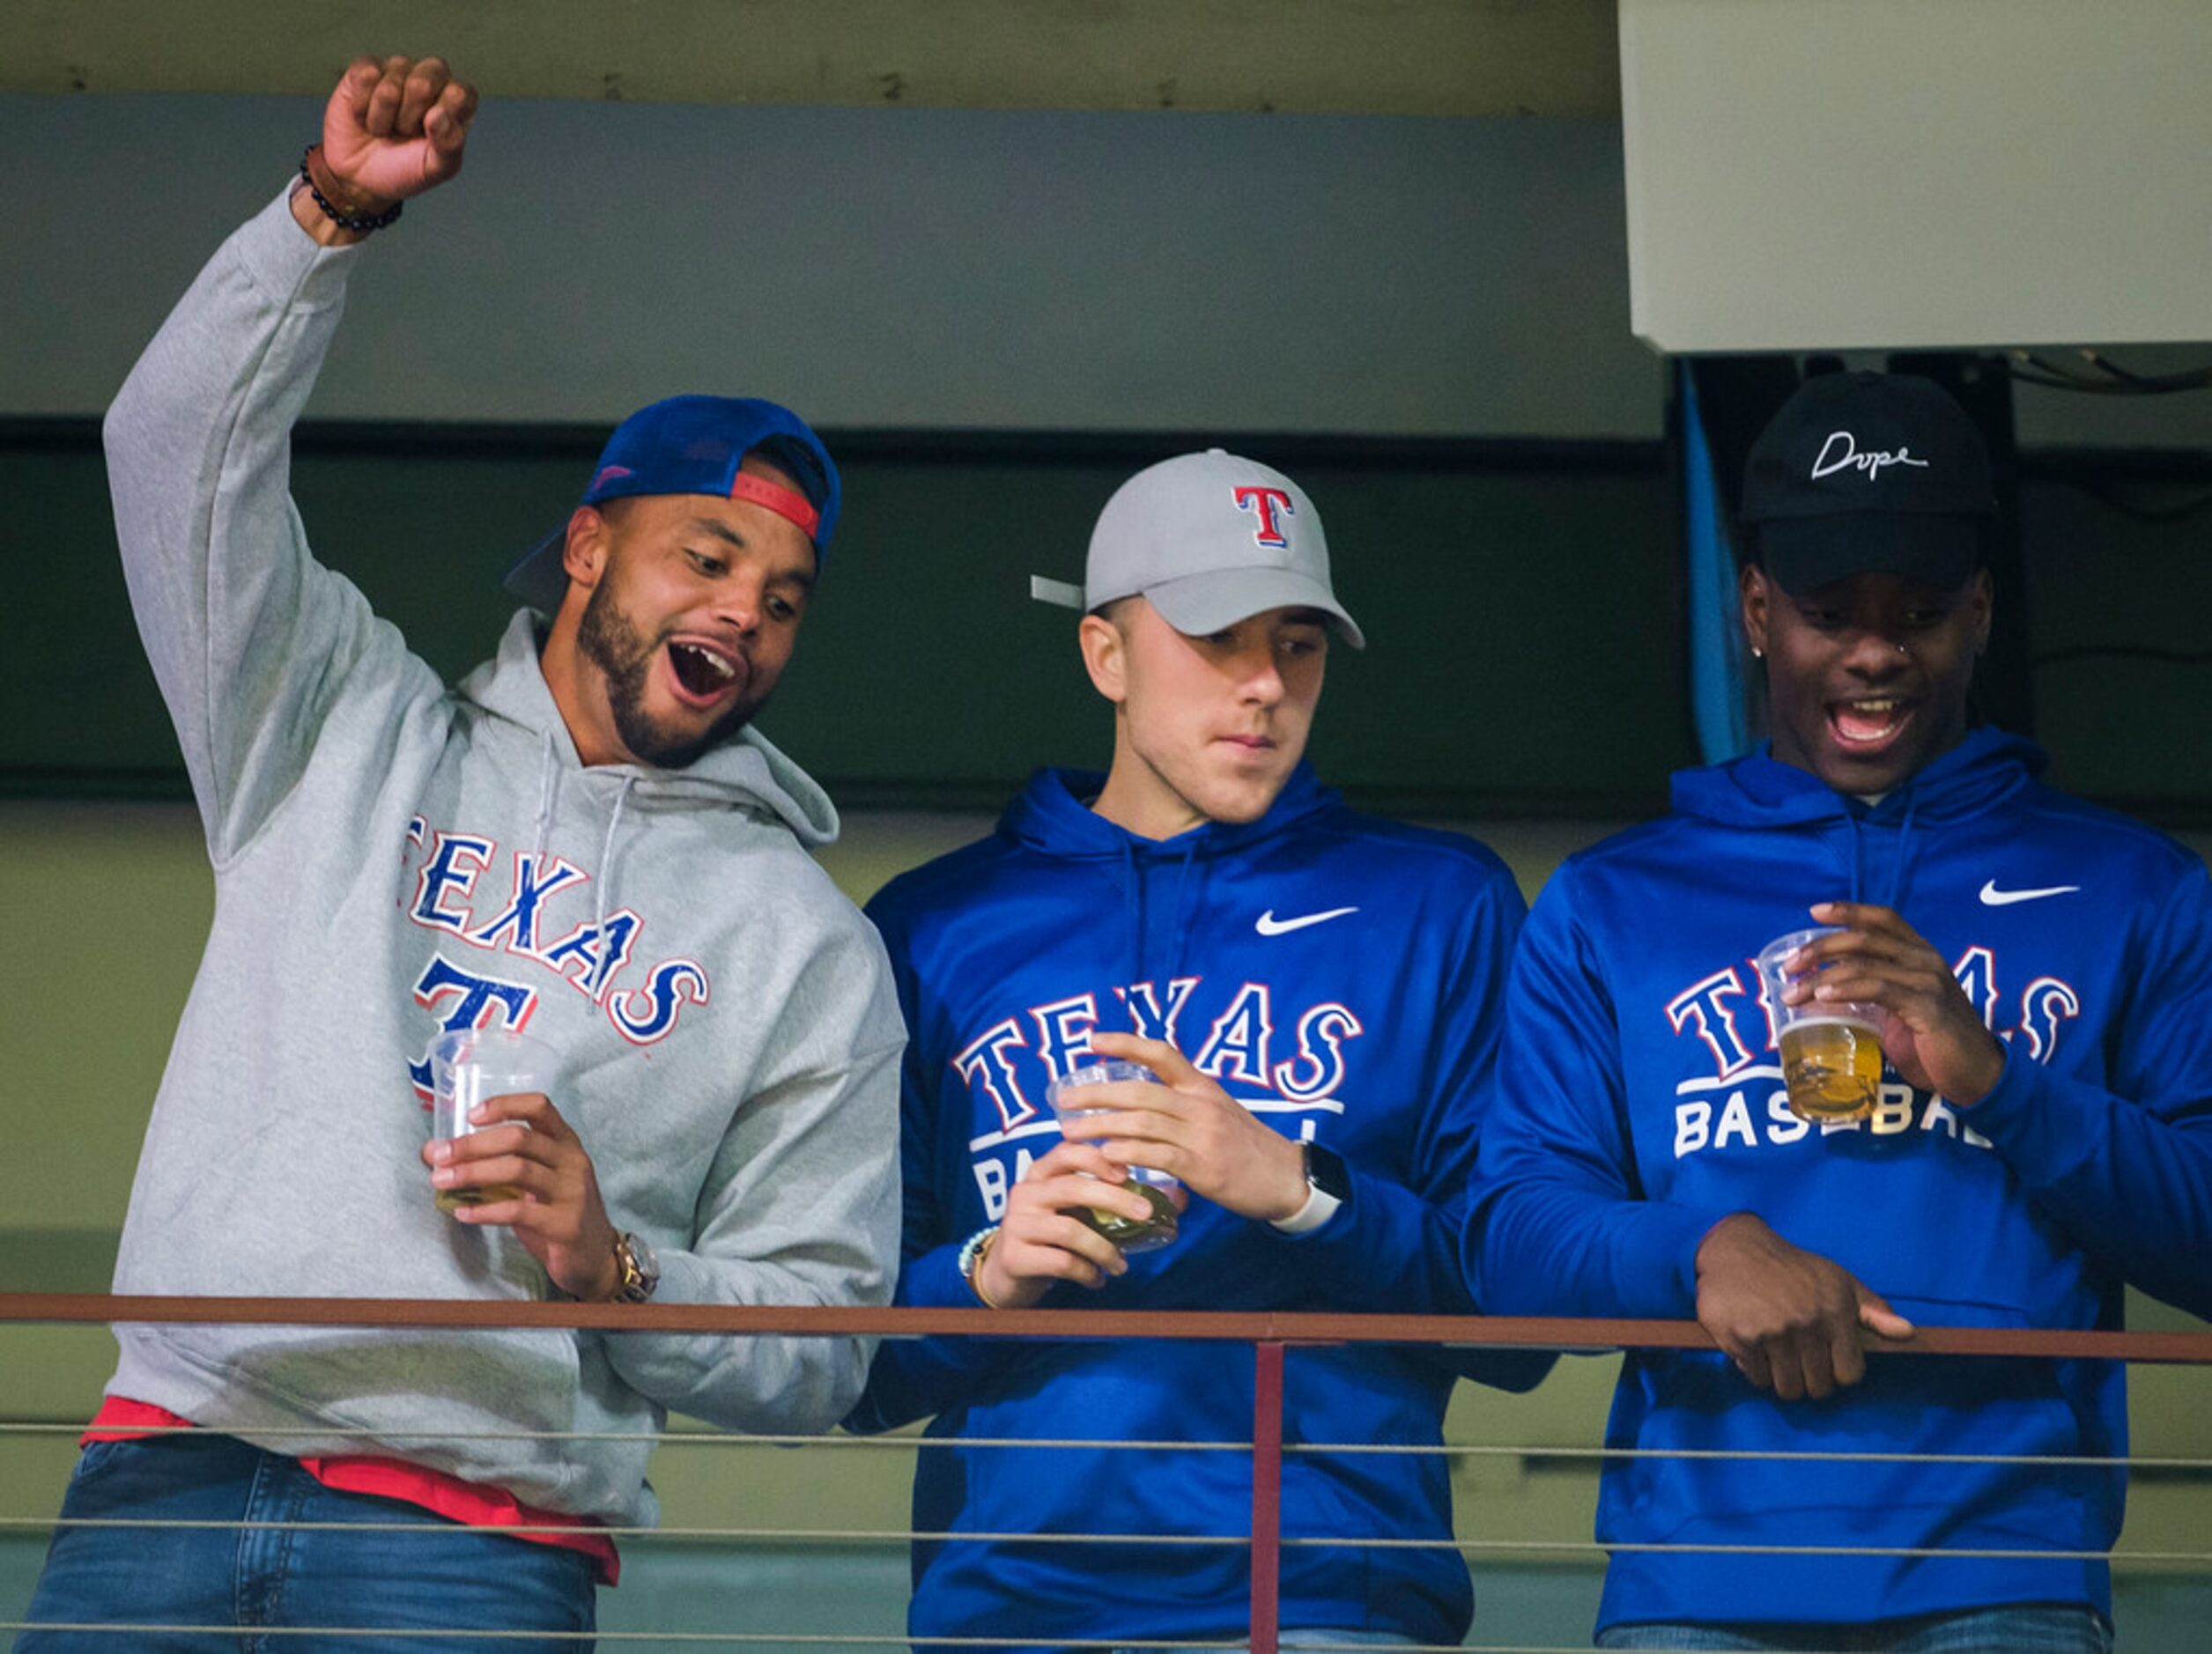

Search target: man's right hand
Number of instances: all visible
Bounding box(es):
[971,1141,1173,1311]
[1693,1212,1914,1400]
[294,55,477,245]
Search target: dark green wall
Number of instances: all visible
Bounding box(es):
[10,424,1694,816]
[18,420,2209,821]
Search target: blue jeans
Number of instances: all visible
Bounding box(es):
[18,1433,598,1651]
[1597,1605,2112,1652]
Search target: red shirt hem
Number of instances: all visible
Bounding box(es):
[85,1397,620,1584]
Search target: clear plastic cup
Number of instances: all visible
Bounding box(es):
[427,1026,558,1212]
[1046,1060,1181,1252]
[1755,927,1883,1123]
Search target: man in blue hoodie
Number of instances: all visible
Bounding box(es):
[1467,370,2212,1651]
[846,450,1549,1652]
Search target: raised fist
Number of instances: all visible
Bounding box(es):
[314,55,478,213]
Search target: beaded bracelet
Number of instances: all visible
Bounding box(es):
[957,1226,1005,1310]
[297,144,404,234]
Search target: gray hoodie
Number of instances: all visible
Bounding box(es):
[97,188,904,1527]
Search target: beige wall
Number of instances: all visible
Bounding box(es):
[0,801,1616,1244]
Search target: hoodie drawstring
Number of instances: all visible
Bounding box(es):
[1115,835,1208,1035]
[530,730,559,861]
[1883,789,1921,912]
[1162,838,1205,1006]
[526,735,633,955]
[1120,840,1143,1007]
[595,776,634,943]
[1837,788,1924,912]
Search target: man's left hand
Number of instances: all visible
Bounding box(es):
[424,1092,625,1299]
[1078,1031,1308,1222]
[1796,903,2007,1105]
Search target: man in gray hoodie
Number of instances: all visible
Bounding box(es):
[19,54,903,1651]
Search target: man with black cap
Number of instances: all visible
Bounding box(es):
[1466,369,2212,1650]
[20,54,901,1649]
[845,449,1550,1652]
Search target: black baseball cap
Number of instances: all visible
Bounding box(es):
[1740,371,1995,594]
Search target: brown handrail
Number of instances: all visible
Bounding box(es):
[4,1294,2208,1363]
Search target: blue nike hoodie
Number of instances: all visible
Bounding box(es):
[849,764,1550,1650]
[1468,727,2212,1630]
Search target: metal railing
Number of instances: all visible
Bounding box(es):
[3,1296,2208,1651]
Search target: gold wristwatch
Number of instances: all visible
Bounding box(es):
[610,1231,661,1303]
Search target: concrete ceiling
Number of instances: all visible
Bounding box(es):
[4,0,1621,117]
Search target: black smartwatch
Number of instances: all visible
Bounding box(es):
[1272,1141,1351,1233]
[1304,1141,1352,1202]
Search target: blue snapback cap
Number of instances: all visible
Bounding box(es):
[504,395,841,614]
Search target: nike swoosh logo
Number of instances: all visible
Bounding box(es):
[1255,906,1359,936]
[1979,879,2082,906]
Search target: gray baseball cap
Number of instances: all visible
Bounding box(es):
[1031,449,1365,649]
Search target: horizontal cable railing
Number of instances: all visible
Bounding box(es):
[2,1297,2207,1651]
[4,1296,2209,1362]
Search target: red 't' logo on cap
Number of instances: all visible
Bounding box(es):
[1233,485,1295,548]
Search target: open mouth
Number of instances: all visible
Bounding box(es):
[667,639,743,705]
[1829,697,1912,747]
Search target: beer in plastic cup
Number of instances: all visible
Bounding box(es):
[428,1026,556,1212]
[1755,927,1883,1123]
[1047,1060,1181,1252]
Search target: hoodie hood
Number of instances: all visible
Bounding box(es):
[1000,761,1340,861]
[460,610,841,848]
[1672,726,2044,831]
[1668,726,2046,910]
[997,761,1343,1001]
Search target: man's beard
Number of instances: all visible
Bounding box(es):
[575,581,762,769]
